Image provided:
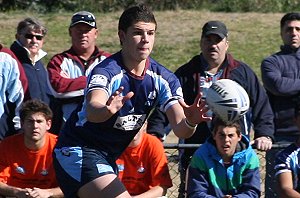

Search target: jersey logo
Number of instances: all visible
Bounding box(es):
[61,148,71,157]
[129,107,135,114]
[114,114,146,131]
[145,90,157,106]
[40,169,49,176]
[147,91,156,100]
[117,164,124,172]
[15,166,25,174]
[89,74,108,87]
[137,164,145,173]
[96,163,114,174]
[176,87,183,97]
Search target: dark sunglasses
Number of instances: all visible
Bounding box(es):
[24,33,44,40]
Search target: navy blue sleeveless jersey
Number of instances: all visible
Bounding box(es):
[56,51,182,158]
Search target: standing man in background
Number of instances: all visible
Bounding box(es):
[11,17,51,106]
[148,20,274,197]
[47,11,110,133]
[261,12,300,142]
[10,17,57,135]
[261,12,300,197]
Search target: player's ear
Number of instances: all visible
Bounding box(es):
[238,133,242,141]
[118,30,125,45]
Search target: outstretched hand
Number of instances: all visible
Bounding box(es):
[179,92,212,125]
[106,86,134,114]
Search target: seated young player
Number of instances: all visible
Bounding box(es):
[275,101,300,197]
[0,99,63,198]
[186,118,260,198]
[116,122,172,197]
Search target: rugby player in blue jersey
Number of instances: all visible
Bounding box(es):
[53,4,211,198]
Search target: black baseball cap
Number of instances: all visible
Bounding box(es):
[202,21,228,39]
[70,11,97,28]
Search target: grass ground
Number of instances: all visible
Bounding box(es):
[0,11,283,77]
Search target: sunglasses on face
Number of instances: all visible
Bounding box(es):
[24,33,44,40]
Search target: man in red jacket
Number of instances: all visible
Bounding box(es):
[47,11,110,133]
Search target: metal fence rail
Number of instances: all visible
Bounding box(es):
[163,143,289,198]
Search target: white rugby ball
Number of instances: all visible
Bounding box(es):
[206,79,250,123]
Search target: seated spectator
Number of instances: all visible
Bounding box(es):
[0,99,63,197]
[186,118,260,198]
[116,122,173,197]
[0,44,27,140]
[275,101,300,197]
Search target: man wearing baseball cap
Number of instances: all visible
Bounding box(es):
[47,11,111,133]
[201,20,228,39]
[147,20,274,197]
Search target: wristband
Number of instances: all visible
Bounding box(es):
[185,118,197,130]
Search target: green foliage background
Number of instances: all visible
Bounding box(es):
[0,11,283,79]
[1,0,300,12]
[0,0,295,79]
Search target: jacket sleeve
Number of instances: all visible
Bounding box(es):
[261,56,300,96]
[2,53,24,130]
[186,164,215,198]
[0,47,29,100]
[233,152,261,198]
[234,64,274,140]
[47,54,87,94]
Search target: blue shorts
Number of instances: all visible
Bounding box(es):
[53,146,117,198]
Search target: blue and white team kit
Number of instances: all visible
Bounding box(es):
[53,51,183,197]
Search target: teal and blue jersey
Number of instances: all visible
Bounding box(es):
[187,135,260,197]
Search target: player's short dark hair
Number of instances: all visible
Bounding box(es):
[280,12,300,29]
[118,3,157,33]
[212,117,242,136]
[20,99,53,122]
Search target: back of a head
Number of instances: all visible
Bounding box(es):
[280,12,300,29]
[118,3,157,32]
[17,17,47,36]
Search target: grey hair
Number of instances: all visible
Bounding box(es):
[17,17,47,36]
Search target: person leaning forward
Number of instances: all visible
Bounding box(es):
[52,4,211,198]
